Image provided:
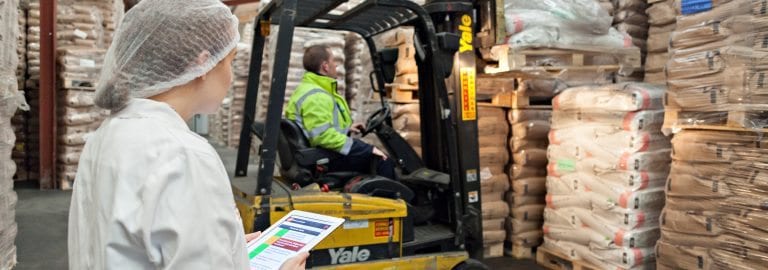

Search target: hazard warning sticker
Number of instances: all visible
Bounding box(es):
[460,67,476,121]
[374,221,390,237]
[468,191,479,203]
[466,169,478,182]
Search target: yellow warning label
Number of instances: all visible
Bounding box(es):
[460,67,476,121]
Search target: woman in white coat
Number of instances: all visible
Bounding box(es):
[67,0,307,269]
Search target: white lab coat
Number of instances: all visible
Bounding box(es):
[68,98,249,269]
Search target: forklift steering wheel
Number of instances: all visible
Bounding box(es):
[362,106,390,137]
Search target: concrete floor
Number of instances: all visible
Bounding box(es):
[14,181,70,270]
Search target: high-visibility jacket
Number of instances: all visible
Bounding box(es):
[285,72,354,155]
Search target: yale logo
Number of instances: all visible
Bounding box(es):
[329,246,371,264]
[458,14,473,53]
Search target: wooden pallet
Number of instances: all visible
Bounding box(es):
[386,86,554,109]
[476,72,521,108]
[483,91,553,109]
[387,77,553,109]
[61,78,98,90]
[536,246,599,270]
[501,48,640,75]
[479,44,510,68]
[385,83,419,103]
[504,243,535,259]
[484,242,505,258]
[663,109,768,133]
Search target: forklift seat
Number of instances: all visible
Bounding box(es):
[278,119,415,202]
[277,119,355,189]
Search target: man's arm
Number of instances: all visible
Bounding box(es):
[300,94,356,155]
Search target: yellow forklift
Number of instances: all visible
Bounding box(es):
[230,0,488,268]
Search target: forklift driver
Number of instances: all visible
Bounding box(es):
[284,45,396,180]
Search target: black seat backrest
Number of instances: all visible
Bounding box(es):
[277,119,310,170]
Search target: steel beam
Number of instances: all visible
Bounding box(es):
[39,0,56,189]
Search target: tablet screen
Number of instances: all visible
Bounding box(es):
[247,210,345,270]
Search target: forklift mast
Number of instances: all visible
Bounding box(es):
[424,0,482,259]
[233,0,482,259]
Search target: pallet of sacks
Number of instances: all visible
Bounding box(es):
[19,1,46,183]
[344,32,376,124]
[26,0,114,86]
[208,21,254,149]
[476,72,616,260]
[391,102,499,160]
[209,95,230,147]
[504,106,550,259]
[501,0,642,76]
[23,0,122,188]
[0,92,21,269]
[25,1,40,89]
[55,3,105,48]
[49,0,122,47]
[600,0,650,82]
[1,0,22,266]
[56,48,108,190]
[391,104,512,258]
[16,3,25,89]
[12,2,33,181]
[476,106,511,258]
[541,83,670,270]
[663,0,768,132]
[10,110,36,181]
[657,130,768,269]
[479,69,619,109]
[644,0,677,83]
[391,103,422,157]
[226,43,252,148]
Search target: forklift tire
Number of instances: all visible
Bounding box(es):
[452,259,489,270]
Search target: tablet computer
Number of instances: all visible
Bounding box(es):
[247,210,345,270]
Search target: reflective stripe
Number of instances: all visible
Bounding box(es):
[295,88,349,138]
[308,123,331,138]
[339,137,354,155]
[332,103,342,133]
[294,89,329,138]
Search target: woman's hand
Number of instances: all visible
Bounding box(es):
[245,231,262,243]
[279,252,309,270]
[246,231,308,269]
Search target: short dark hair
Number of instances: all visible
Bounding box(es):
[303,45,332,74]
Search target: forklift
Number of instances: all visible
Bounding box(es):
[230,0,488,268]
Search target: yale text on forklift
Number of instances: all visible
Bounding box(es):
[329,246,371,264]
[459,14,472,53]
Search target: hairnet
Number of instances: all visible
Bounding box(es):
[95,0,240,111]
